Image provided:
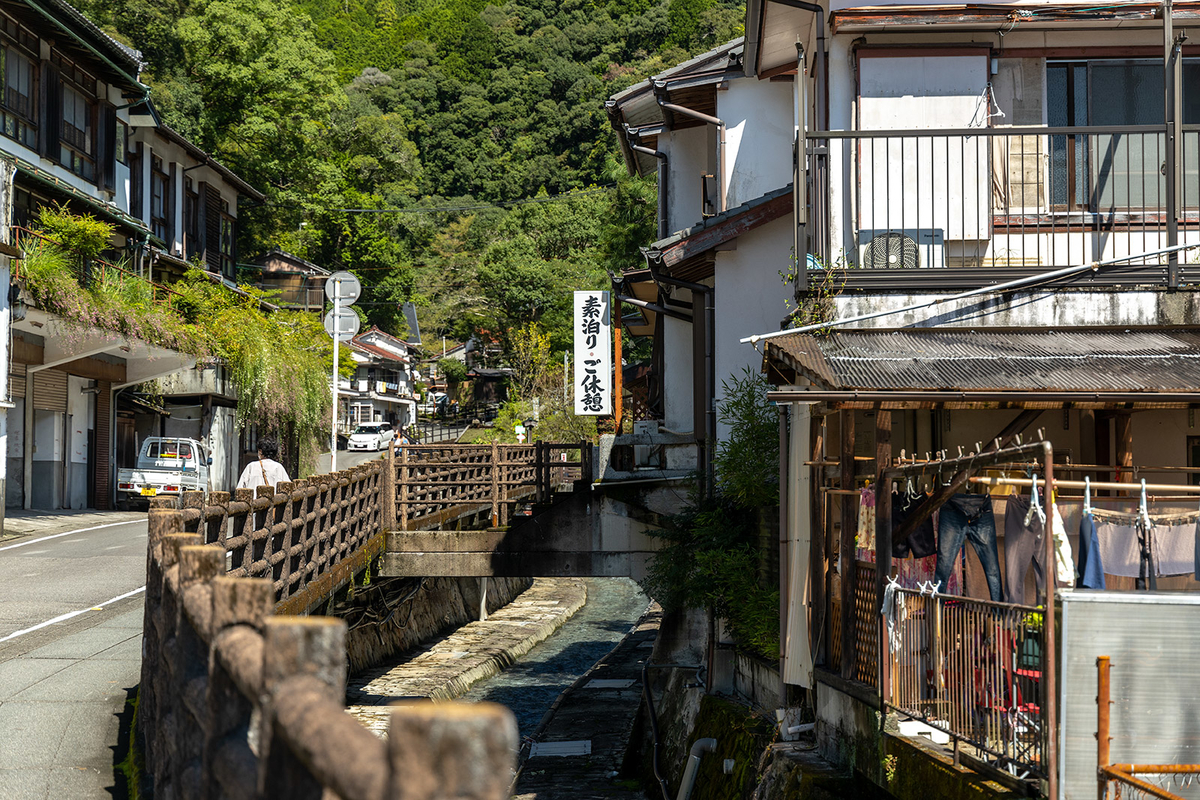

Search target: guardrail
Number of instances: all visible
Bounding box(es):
[177,462,384,611]
[141,501,516,800]
[394,442,588,530]
[886,589,1046,780]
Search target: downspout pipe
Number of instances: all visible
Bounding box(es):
[676,738,718,800]
[656,90,727,214]
[629,137,670,240]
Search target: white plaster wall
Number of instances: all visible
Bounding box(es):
[831,288,1200,329]
[713,216,792,440]
[663,127,711,235]
[66,375,92,510]
[719,77,794,209]
[662,289,694,434]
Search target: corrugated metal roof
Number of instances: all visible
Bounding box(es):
[766,329,1200,393]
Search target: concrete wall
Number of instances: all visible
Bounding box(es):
[713,216,792,440]
[661,293,695,434]
[6,399,22,508]
[721,77,794,209]
[664,126,711,234]
[66,375,93,510]
[31,409,63,509]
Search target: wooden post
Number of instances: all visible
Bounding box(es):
[383,445,397,531]
[490,441,500,527]
[208,491,230,550]
[839,410,857,680]
[874,409,892,704]
[399,448,410,532]
[1097,655,1112,800]
[614,289,624,435]
[810,412,826,668]
[277,482,296,600]
[1115,412,1133,486]
[259,618,348,799]
[386,702,518,800]
[182,490,205,535]
[778,404,789,697]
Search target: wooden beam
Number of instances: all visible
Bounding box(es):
[658,191,791,268]
[874,410,892,701]
[1115,412,1134,486]
[810,413,826,669]
[839,410,856,681]
[890,409,1043,548]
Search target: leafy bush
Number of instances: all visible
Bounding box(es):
[641,372,783,661]
[714,367,779,508]
[35,203,114,258]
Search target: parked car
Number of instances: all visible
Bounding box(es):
[117,437,210,508]
[418,392,447,416]
[347,423,395,452]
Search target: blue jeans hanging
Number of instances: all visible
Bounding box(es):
[935,494,1004,602]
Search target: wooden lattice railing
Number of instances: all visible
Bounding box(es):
[394,442,590,530]
[142,502,516,800]
[177,461,385,611]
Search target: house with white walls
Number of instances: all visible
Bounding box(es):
[608,2,1200,796]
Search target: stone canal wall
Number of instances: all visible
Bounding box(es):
[344,576,533,673]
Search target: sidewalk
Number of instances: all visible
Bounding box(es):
[512,605,661,799]
[1,508,146,543]
[347,578,588,736]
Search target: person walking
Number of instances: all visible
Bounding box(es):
[236,437,291,490]
[393,425,414,457]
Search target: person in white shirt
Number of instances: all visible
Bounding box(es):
[236,437,291,490]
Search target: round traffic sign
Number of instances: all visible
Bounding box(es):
[325,271,362,303]
[324,308,361,341]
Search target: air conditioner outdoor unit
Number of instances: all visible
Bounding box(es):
[857,229,945,269]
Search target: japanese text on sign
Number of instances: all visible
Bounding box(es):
[573,290,611,416]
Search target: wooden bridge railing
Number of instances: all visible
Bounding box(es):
[177,461,384,611]
[141,501,516,800]
[394,441,591,530]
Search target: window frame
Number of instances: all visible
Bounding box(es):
[150,154,169,241]
[0,14,38,150]
[53,50,97,182]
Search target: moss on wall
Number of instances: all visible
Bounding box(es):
[685,695,777,800]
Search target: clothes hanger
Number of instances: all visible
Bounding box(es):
[1084,476,1092,517]
[1139,479,1152,529]
[1025,465,1046,527]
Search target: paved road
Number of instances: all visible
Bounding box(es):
[311,448,387,475]
[0,515,148,799]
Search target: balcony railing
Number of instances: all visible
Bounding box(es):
[806,125,1200,291]
[886,589,1046,781]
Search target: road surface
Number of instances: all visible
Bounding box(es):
[0,515,148,798]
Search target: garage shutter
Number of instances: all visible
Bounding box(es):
[9,362,26,399]
[31,368,67,412]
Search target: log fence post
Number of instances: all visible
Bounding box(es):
[258,617,348,799]
[387,702,519,800]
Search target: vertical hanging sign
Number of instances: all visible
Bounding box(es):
[573,290,612,415]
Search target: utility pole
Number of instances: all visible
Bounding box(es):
[331,282,340,472]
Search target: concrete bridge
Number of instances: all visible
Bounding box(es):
[379,442,660,579]
[138,442,659,798]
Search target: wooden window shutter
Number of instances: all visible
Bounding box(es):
[39,61,59,159]
[204,184,221,272]
[167,162,176,249]
[98,102,116,192]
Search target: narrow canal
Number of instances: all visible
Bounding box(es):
[459,577,650,735]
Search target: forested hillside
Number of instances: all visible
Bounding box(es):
[76,0,742,350]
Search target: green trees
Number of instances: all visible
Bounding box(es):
[79,0,727,359]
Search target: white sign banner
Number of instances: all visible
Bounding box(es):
[573,290,612,416]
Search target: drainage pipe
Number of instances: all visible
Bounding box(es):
[657,94,727,214]
[676,738,718,800]
[642,663,706,800]
[630,139,670,239]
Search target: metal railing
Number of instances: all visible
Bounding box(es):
[887,589,1047,780]
[394,442,589,530]
[810,125,1200,290]
[11,225,185,308]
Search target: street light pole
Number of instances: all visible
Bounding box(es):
[331,281,340,473]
